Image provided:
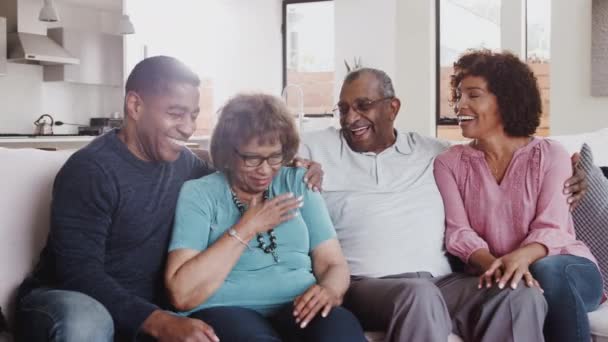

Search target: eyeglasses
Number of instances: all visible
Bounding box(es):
[234,149,285,167]
[332,97,394,117]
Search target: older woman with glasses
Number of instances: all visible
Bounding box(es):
[164,93,366,342]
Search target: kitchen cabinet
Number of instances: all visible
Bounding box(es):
[43,28,123,86]
[0,17,7,76]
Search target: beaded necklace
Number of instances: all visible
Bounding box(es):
[230,189,280,263]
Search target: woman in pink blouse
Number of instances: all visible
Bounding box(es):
[434,50,603,342]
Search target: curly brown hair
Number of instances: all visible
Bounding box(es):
[450,49,541,137]
[210,93,300,177]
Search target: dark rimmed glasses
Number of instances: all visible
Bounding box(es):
[234,150,285,167]
[332,97,394,117]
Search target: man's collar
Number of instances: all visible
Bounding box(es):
[338,129,412,156]
[393,130,412,155]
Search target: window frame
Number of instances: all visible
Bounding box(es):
[281,0,333,89]
[281,0,334,117]
[435,0,531,134]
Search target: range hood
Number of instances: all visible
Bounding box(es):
[7,32,79,65]
[1,0,79,65]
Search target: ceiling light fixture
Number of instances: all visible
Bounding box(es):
[39,0,60,22]
[119,14,135,35]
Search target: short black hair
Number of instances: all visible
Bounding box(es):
[125,56,200,98]
[450,49,541,137]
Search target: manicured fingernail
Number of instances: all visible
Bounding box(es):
[568,198,574,203]
[322,312,327,318]
[308,184,312,190]
[565,182,570,187]
[478,284,482,289]
[563,189,570,194]
[486,283,490,288]
[293,311,298,316]
[498,283,504,289]
[528,281,533,286]
[293,212,299,217]
[297,196,304,201]
[313,186,319,192]
[511,283,517,289]
[303,177,308,182]
[288,192,294,197]
[301,322,307,328]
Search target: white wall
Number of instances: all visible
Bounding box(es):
[394,0,436,136]
[0,0,123,134]
[125,0,283,122]
[551,0,608,134]
[0,63,43,132]
[334,0,436,136]
[210,0,283,113]
[334,0,396,94]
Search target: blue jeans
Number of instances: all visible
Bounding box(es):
[15,288,114,342]
[530,254,603,342]
[190,303,366,342]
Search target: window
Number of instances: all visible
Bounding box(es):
[436,0,502,141]
[436,0,551,140]
[527,0,551,137]
[282,0,335,117]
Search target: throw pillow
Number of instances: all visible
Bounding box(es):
[572,144,608,294]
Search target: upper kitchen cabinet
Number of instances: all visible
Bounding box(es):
[0,17,7,76]
[43,28,123,87]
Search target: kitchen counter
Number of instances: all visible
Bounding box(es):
[0,135,211,150]
[0,135,97,143]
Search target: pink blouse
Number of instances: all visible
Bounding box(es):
[433,138,597,267]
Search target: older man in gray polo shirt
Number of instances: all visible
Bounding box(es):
[298,68,584,342]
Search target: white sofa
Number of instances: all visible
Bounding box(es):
[1,128,608,342]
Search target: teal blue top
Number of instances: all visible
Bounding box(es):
[169,167,337,316]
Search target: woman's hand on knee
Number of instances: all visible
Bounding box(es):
[292,284,339,329]
[486,249,545,292]
[478,264,503,289]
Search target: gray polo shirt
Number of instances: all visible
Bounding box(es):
[299,127,452,278]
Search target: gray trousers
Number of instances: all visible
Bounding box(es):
[344,272,547,342]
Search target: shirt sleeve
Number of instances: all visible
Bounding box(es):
[292,168,336,251]
[169,180,213,252]
[50,157,158,340]
[520,142,577,254]
[433,155,490,263]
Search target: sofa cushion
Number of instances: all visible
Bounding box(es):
[591,302,608,342]
[550,128,608,167]
[572,144,608,294]
[0,148,72,329]
[364,331,463,342]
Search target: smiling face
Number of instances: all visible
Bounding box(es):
[338,73,399,153]
[455,75,503,139]
[231,137,283,195]
[125,82,200,162]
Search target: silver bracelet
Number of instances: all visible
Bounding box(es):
[227,228,252,250]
